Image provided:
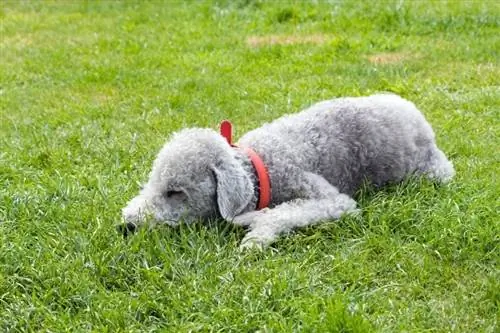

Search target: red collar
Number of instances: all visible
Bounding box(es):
[220,120,271,210]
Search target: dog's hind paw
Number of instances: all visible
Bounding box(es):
[346,207,361,218]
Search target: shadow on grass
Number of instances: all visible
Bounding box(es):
[273,176,454,251]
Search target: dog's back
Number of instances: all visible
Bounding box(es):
[239,94,439,195]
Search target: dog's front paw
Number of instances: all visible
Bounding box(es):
[239,238,266,251]
[239,228,275,251]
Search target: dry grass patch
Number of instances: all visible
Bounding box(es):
[367,52,413,65]
[247,34,329,47]
[0,34,34,50]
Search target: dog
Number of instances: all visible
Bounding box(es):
[120,94,454,249]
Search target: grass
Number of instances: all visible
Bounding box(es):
[0,0,499,331]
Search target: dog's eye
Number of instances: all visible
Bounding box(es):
[165,190,183,198]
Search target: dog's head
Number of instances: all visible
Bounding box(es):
[120,128,254,234]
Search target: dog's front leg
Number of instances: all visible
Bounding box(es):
[237,172,359,250]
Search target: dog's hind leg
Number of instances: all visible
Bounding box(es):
[419,146,455,183]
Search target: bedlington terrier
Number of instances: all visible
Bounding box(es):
[121,94,454,249]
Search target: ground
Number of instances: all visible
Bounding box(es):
[0,1,499,332]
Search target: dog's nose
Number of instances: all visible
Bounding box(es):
[116,222,137,237]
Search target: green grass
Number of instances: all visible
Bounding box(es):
[1,0,499,331]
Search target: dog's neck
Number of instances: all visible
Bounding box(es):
[220,120,271,212]
[234,149,260,212]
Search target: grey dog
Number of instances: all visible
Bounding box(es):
[121,94,454,249]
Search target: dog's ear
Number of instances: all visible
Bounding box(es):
[212,159,254,220]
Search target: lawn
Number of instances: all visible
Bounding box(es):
[0,0,499,331]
